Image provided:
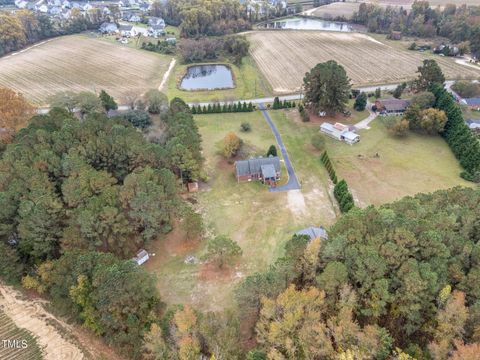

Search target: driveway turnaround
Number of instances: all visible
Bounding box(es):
[258,104,301,192]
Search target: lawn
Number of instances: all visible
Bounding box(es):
[321,116,472,206]
[165,56,273,103]
[0,34,172,105]
[145,111,336,311]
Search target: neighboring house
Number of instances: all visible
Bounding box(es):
[463,98,480,111]
[119,24,134,37]
[166,37,177,44]
[49,6,62,15]
[37,4,49,12]
[15,0,28,8]
[320,122,360,145]
[128,14,141,22]
[148,24,165,37]
[148,16,165,27]
[375,98,411,115]
[235,156,281,186]
[132,249,149,265]
[62,0,70,8]
[296,226,328,241]
[102,6,111,15]
[83,3,92,11]
[466,119,480,132]
[99,22,118,34]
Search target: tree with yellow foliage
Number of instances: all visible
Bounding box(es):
[173,306,201,360]
[0,87,35,141]
[222,132,242,158]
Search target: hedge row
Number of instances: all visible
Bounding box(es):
[334,180,355,213]
[320,151,337,184]
[191,102,254,114]
[321,151,355,213]
[272,97,296,110]
[430,83,480,182]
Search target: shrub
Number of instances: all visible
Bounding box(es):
[122,110,152,129]
[240,122,251,132]
[266,145,277,157]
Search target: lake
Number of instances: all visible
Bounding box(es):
[180,64,234,91]
[262,17,353,32]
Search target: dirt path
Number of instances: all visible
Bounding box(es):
[0,284,86,360]
[159,58,176,91]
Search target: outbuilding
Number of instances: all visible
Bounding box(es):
[132,249,149,265]
[296,226,328,241]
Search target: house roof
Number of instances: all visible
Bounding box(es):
[119,24,133,31]
[235,156,281,177]
[465,98,480,106]
[261,164,276,179]
[296,226,328,241]
[343,131,359,141]
[320,122,334,131]
[377,98,411,112]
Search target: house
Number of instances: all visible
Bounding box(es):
[148,16,165,27]
[390,31,402,40]
[375,98,411,115]
[320,122,360,145]
[99,22,118,34]
[132,249,149,265]
[235,156,281,186]
[166,37,176,44]
[466,119,480,132]
[119,24,134,37]
[463,98,480,111]
[37,4,48,12]
[49,6,62,15]
[15,0,28,8]
[82,3,92,11]
[296,226,328,241]
[128,14,141,22]
[148,24,165,37]
[62,0,70,8]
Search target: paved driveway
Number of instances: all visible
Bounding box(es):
[258,104,301,192]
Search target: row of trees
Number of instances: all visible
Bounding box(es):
[333,179,355,213]
[272,97,296,110]
[235,186,480,359]
[191,101,254,114]
[178,35,249,64]
[353,1,480,58]
[0,9,110,56]
[430,83,480,182]
[320,151,338,184]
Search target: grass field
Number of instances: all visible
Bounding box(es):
[0,34,172,105]
[145,111,337,311]
[366,0,480,7]
[165,56,272,103]
[0,308,43,360]
[320,116,472,206]
[248,31,480,93]
[308,2,361,19]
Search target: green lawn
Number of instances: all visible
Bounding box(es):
[322,116,472,206]
[146,111,336,311]
[166,56,273,103]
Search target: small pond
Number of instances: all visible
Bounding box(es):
[262,17,353,32]
[180,64,234,91]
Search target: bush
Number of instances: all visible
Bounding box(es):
[311,133,325,151]
[266,145,277,157]
[354,92,367,111]
[122,110,152,129]
[240,122,251,132]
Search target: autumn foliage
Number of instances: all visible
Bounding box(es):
[0,87,35,141]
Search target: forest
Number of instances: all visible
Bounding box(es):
[353,1,480,58]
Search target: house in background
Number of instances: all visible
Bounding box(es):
[99,22,119,34]
[132,249,149,265]
[462,98,480,111]
[466,119,480,133]
[119,24,134,37]
[296,226,328,241]
[320,122,360,145]
[235,156,281,187]
[375,98,411,115]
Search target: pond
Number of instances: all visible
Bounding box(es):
[262,17,353,32]
[180,64,234,91]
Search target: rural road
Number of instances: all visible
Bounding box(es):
[258,103,301,192]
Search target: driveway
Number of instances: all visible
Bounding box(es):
[354,102,377,130]
[258,104,301,192]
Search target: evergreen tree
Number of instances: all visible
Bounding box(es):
[98,90,118,112]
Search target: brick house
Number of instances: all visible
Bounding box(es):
[235,156,281,186]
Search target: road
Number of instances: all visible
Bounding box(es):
[258,103,301,192]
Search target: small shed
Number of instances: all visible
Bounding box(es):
[296,226,328,241]
[133,249,149,265]
[187,182,199,193]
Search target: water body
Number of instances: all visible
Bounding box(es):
[180,64,234,91]
[263,17,353,32]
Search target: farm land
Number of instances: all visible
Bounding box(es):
[248,31,480,93]
[0,34,172,106]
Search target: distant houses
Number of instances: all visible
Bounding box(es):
[374,98,411,115]
[235,156,281,187]
[99,22,119,34]
[320,122,360,145]
[462,98,480,111]
[466,119,480,133]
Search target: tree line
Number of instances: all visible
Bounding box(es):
[191,101,254,114]
[178,35,249,64]
[0,9,110,57]
[353,1,480,58]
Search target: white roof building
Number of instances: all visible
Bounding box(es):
[320,122,360,145]
[132,249,149,265]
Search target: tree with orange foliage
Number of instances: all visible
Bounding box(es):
[222,132,242,158]
[0,87,35,141]
[173,305,201,360]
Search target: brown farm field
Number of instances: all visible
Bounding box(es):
[366,0,480,6]
[0,34,172,105]
[248,31,480,93]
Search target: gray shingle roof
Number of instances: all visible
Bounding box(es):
[465,98,480,106]
[296,226,328,241]
[235,156,280,177]
[261,164,276,179]
[378,98,411,112]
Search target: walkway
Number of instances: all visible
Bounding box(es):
[258,103,301,192]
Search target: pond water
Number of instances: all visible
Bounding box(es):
[180,64,234,91]
[263,17,353,32]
